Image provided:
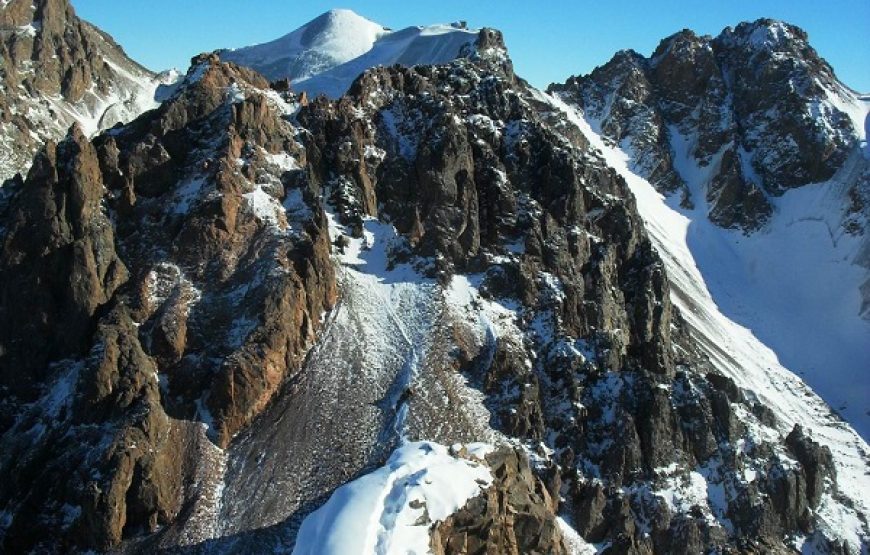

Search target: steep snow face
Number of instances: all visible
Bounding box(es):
[292,441,492,555]
[222,9,478,98]
[578,87,870,439]
[546,92,870,551]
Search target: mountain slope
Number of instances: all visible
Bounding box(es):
[221,9,479,98]
[0,12,867,555]
[547,91,870,551]
[551,18,870,440]
[549,19,866,230]
[0,0,173,182]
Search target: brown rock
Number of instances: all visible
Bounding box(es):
[432,447,568,555]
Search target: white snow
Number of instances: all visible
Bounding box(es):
[223,9,388,83]
[282,188,311,221]
[661,117,870,438]
[746,21,793,49]
[265,150,299,171]
[654,467,717,522]
[17,21,40,37]
[223,9,478,99]
[226,82,246,104]
[292,441,492,555]
[543,90,870,551]
[324,209,440,439]
[300,23,478,98]
[557,516,598,555]
[171,176,207,214]
[242,185,285,227]
[444,273,521,344]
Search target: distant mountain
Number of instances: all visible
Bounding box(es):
[0,0,175,183]
[550,18,870,438]
[220,9,480,98]
[220,9,389,83]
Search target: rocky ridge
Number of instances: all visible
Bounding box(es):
[550,17,870,439]
[288,26,867,553]
[0,51,335,550]
[0,0,173,183]
[549,19,866,231]
[432,447,567,555]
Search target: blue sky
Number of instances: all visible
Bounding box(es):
[74,1,869,92]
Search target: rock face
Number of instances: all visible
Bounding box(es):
[0,54,336,551]
[298,30,672,382]
[0,16,867,555]
[432,448,567,555]
[0,0,171,182]
[0,125,127,397]
[549,19,862,230]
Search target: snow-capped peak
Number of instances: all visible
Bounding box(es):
[221,9,480,98]
[292,9,388,61]
[221,9,388,84]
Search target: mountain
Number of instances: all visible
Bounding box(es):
[219,9,389,84]
[0,8,867,555]
[220,9,480,98]
[550,18,870,438]
[0,0,174,183]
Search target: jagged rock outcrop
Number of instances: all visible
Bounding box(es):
[0,54,336,551]
[0,0,171,182]
[298,29,674,384]
[549,19,863,230]
[0,125,127,400]
[94,54,337,447]
[432,447,567,555]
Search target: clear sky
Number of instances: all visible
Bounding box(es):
[73,0,870,92]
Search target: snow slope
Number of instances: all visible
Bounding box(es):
[292,441,492,555]
[544,91,870,551]
[222,9,478,98]
[547,88,870,439]
[0,57,178,182]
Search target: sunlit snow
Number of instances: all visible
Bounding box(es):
[292,441,492,555]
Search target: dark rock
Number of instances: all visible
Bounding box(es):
[0,125,127,399]
[785,424,836,508]
[550,18,859,231]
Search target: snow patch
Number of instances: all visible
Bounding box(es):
[242,185,284,227]
[293,441,492,555]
